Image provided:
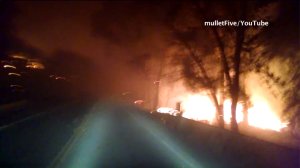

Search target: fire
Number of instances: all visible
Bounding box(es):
[248,101,286,132]
[223,99,244,124]
[181,94,216,124]
[157,94,287,132]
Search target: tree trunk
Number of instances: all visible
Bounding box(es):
[231,92,239,132]
[231,26,245,132]
[231,1,247,132]
[185,43,225,128]
[210,90,224,128]
[219,55,225,128]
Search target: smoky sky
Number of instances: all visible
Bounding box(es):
[11,1,299,97]
[15,1,102,58]
[13,1,174,96]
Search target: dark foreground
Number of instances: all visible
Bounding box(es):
[0,102,299,168]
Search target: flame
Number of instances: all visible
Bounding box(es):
[157,94,287,132]
[223,99,244,124]
[248,101,285,131]
[181,94,216,124]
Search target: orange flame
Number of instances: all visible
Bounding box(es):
[181,94,216,124]
[157,94,287,132]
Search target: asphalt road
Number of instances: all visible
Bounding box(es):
[1,102,298,168]
[8,101,286,168]
[50,104,209,168]
[0,102,213,168]
[0,102,89,168]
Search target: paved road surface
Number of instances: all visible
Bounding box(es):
[0,102,88,168]
[0,102,216,168]
[51,104,209,168]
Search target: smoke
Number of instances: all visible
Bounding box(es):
[13,1,175,98]
[89,2,174,97]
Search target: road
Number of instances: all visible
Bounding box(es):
[50,103,210,168]
[2,102,296,168]
[0,102,215,168]
[0,102,89,168]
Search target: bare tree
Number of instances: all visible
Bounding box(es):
[169,1,280,131]
[169,17,225,127]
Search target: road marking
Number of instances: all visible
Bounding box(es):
[0,103,71,131]
[47,104,102,168]
[0,112,46,131]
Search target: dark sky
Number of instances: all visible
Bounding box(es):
[15,1,103,59]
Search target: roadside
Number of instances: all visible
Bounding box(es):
[153,113,300,168]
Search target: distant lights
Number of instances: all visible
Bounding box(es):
[11,55,28,60]
[3,65,16,69]
[8,72,21,76]
[10,84,23,88]
[26,60,45,69]
[50,75,67,81]
[134,100,144,104]
[55,76,66,80]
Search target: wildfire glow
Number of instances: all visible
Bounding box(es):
[181,94,216,124]
[157,94,287,132]
[223,99,244,124]
[248,101,286,131]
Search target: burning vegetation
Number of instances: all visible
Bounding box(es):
[1,1,299,137]
[142,1,299,138]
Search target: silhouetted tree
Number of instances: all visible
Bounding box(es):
[169,1,280,131]
[252,0,300,134]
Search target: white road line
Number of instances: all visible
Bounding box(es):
[0,103,75,131]
[0,112,46,131]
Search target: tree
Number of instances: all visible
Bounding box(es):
[169,1,280,131]
[168,4,225,127]
[252,0,300,134]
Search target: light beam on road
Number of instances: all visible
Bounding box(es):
[51,104,204,168]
